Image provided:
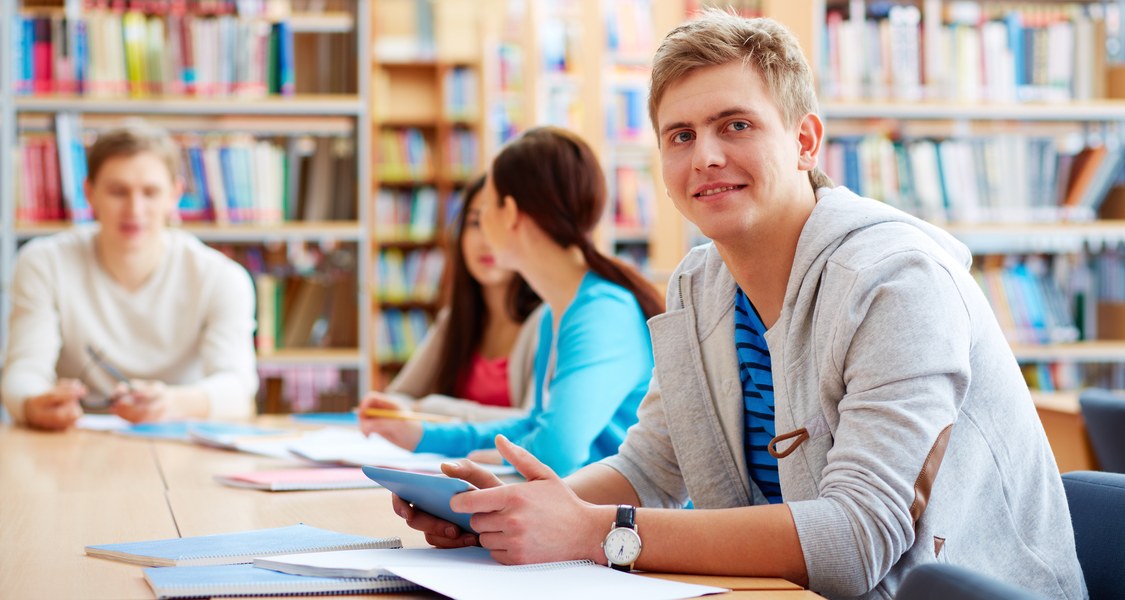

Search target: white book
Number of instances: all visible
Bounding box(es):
[254,547,728,600]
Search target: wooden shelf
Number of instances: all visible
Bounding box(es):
[17,113,354,136]
[1031,390,1080,415]
[15,95,364,116]
[822,99,1125,122]
[256,348,363,368]
[376,299,439,310]
[1011,341,1125,364]
[15,222,364,242]
[944,221,1125,255]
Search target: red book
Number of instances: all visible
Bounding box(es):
[32,17,53,94]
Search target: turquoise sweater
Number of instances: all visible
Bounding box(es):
[416,272,653,476]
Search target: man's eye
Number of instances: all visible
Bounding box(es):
[672,131,693,143]
[729,121,750,131]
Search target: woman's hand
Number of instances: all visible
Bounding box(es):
[358,391,423,450]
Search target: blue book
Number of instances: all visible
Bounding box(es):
[117,421,285,443]
[85,524,401,567]
[143,564,417,599]
[361,466,475,533]
[290,412,358,426]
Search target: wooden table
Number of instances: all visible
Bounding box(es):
[0,422,817,599]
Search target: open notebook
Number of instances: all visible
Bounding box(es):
[254,547,728,600]
[85,524,400,567]
[143,564,418,599]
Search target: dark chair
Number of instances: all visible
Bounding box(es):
[1062,471,1125,599]
[896,563,1046,600]
[1079,389,1125,473]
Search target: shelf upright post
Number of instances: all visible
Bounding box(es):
[357,0,373,398]
[0,0,16,359]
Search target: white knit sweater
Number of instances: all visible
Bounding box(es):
[2,226,258,423]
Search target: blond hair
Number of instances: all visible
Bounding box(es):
[648,10,833,189]
[86,121,180,184]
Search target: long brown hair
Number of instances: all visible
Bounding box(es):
[432,175,541,396]
[491,127,664,320]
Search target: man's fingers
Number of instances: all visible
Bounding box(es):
[441,459,503,490]
[495,435,558,482]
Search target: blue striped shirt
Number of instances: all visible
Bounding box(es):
[734,289,782,504]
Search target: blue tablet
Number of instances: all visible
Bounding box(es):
[361,466,477,533]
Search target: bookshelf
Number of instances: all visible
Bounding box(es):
[477,0,692,285]
[0,0,373,413]
[761,0,1125,402]
[368,0,485,386]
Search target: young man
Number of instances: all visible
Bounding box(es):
[386,12,1085,599]
[2,123,258,430]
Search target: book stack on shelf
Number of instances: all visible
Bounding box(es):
[369,0,484,382]
[808,0,1125,399]
[0,0,373,410]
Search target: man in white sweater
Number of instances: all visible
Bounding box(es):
[2,123,258,430]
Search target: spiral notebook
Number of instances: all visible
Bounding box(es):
[143,564,418,599]
[254,547,728,600]
[85,524,401,567]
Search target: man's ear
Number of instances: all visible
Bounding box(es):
[796,112,824,172]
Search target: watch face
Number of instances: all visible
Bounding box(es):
[604,527,642,565]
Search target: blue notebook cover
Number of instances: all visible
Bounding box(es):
[143,564,418,599]
[290,412,358,426]
[85,524,401,567]
[119,421,285,442]
[361,466,476,533]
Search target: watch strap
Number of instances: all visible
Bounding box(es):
[615,504,636,530]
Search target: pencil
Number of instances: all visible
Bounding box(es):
[360,408,455,423]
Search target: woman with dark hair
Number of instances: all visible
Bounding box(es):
[360,126,662,477]
[370,175,545,421]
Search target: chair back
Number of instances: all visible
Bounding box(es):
[1079,389,1125,473]
[896,563,1046,600]
[1062,470,1125,599]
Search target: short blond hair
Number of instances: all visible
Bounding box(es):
[649,10,833,189]
[86,122,180,184]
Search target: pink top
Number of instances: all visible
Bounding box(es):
[457,354,512,408]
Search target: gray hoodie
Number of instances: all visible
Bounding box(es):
[602,187,1086,599]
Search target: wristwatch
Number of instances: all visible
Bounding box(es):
[601,505,642,572]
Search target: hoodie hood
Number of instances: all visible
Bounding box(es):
[781,186,972,321]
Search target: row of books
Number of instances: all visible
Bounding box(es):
[1097,248,1125,302]
[604,0,656,63]
[211,243,358,352]
[12,9,297,98]
[256,365,354,414]
[1023,362,1125,393]
[14,124,357,225]
[376,248,445,305]
[972,259,1080,346]
[444,129,480,181]
[821,2,1107,103]
[612,164,656,229]
[605,83,651,144]
[373,187,440,243]
[377,128,433,182]
[376,308,434,365]
[822,135,1123,224]
[443,66,479,121]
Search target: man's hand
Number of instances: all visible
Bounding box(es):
[24,379,88,431]
[111,380,174,423]
[453,435,610,565]
[390,459,506,548]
